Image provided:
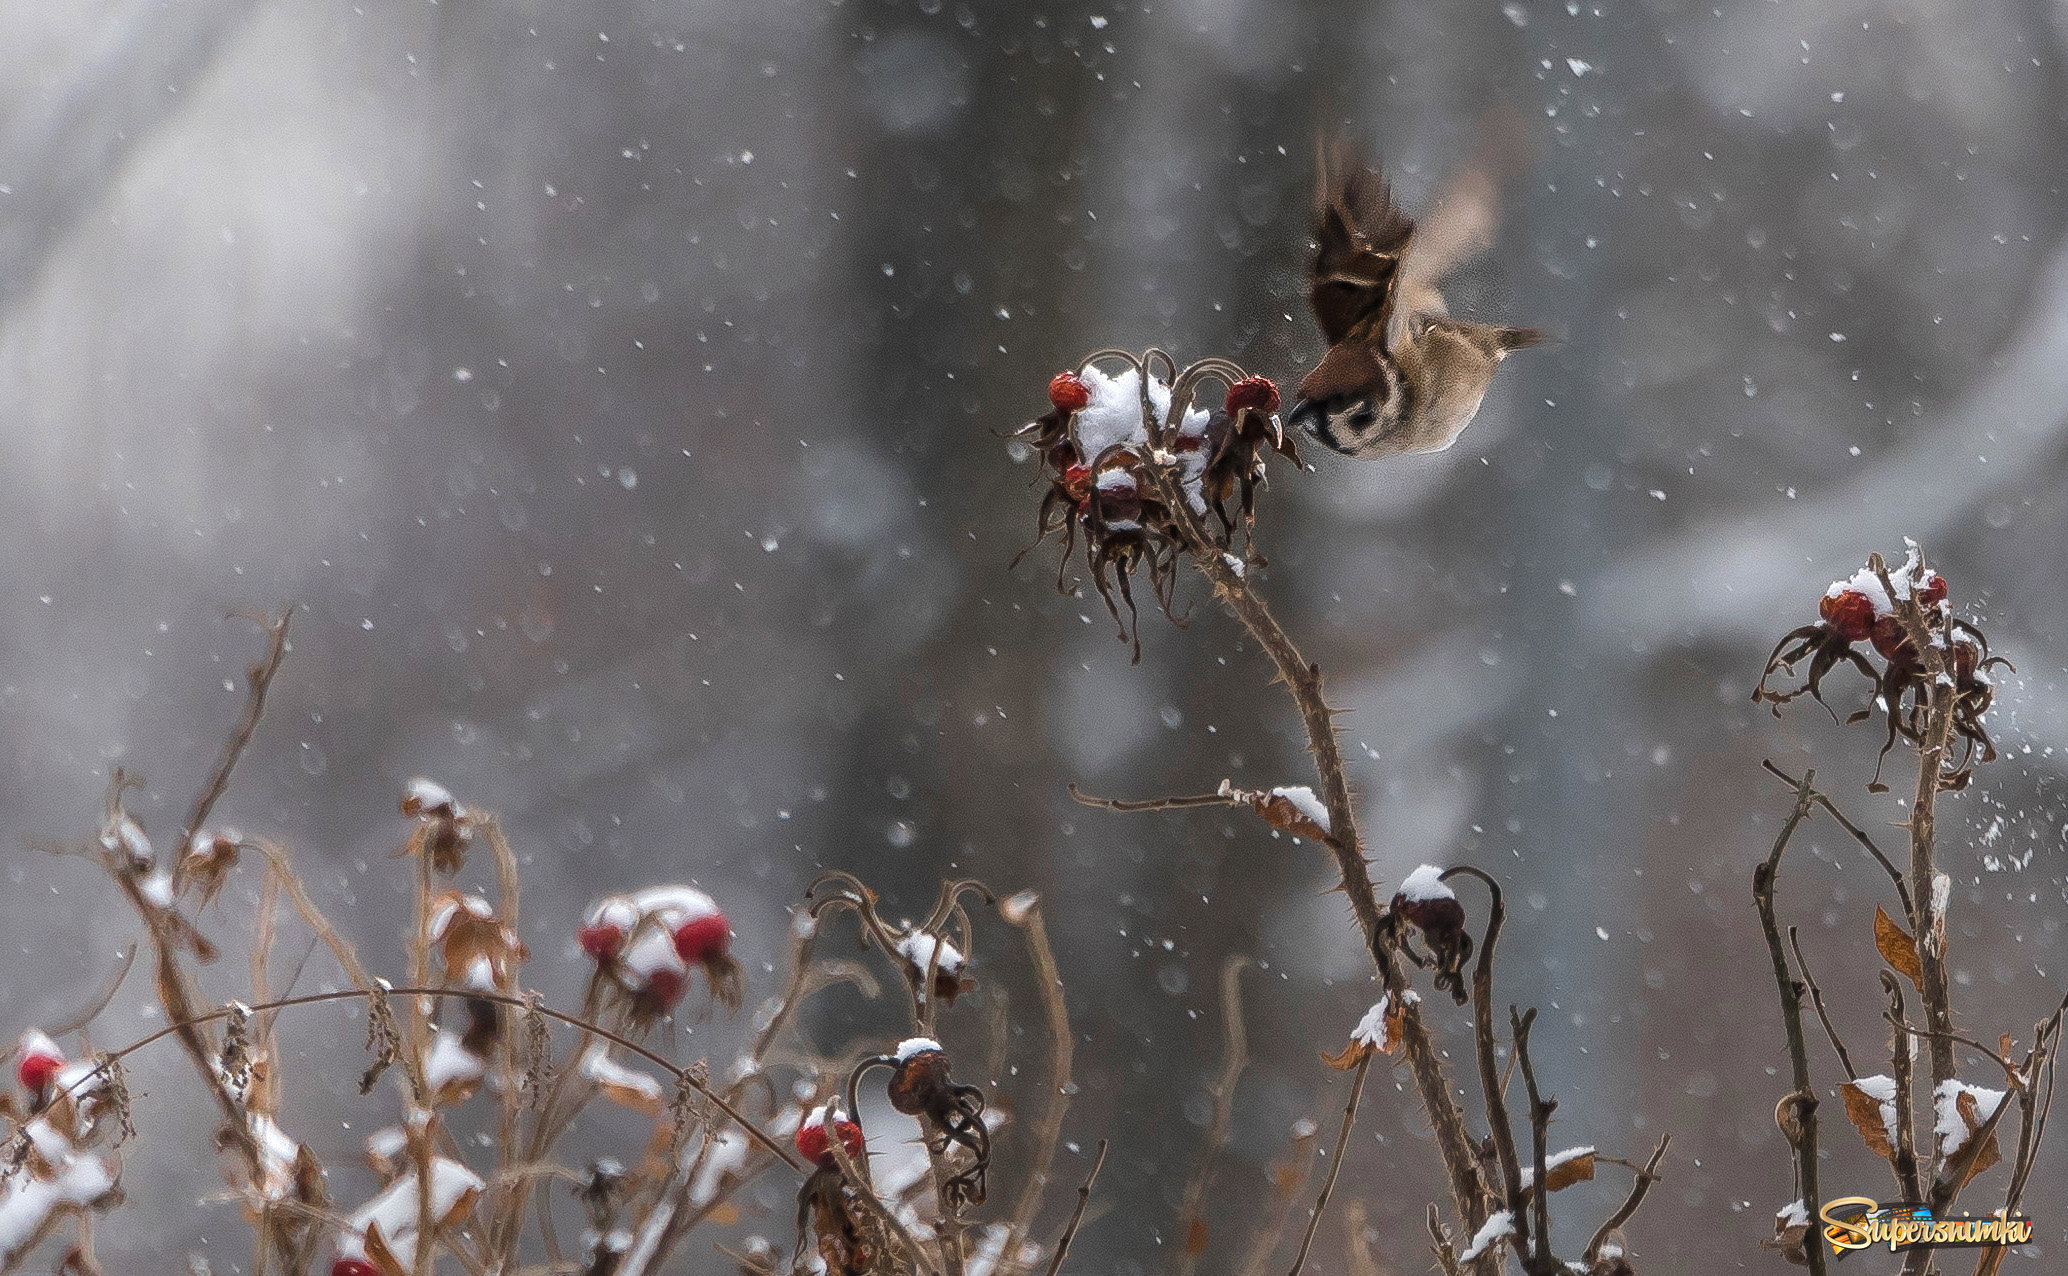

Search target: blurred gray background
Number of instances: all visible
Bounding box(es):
[2,0,2065,1270]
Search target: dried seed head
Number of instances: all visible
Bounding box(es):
[217,1002,254,1094]
[521,994,554,1109]
[360,985,401,1096]
[95,1053,134,1144]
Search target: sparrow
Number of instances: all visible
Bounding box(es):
[1290,127,1546,459]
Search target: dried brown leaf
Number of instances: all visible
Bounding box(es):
[1874,905,1923,990]
[1944,1089,2002,1187]
[1318,1041,1370,1071]
[1838,1079,1897,1162]
[1539,1150,1596,1193]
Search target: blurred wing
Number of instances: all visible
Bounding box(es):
[1403,107,1530,289]
[1308,138,1415,348]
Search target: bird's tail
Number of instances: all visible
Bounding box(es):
[1493,326,1554,355]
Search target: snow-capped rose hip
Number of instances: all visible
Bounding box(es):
[1817,589,1875,644]
[871,1038,989,1206]
[795,1107,866,1168]
[1224,375,1280,417]
[1918,572,1948,608]
[670,912,730,965]
[1386,866,1475,1004]
[331,1260,380,1276]
[17,1032,64,1097]
[1047,372,1091,414]
[578,919,625,962]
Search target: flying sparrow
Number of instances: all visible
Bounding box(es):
[1290,129,1546,459]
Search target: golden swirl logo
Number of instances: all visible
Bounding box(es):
[1820,1197,2034,1256]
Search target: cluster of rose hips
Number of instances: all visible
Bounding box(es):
[788,1038,992,1274]
[1016,365,1294,661]
[1754,557,2009,790]
[578,886,742,1028]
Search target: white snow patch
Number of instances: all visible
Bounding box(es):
[1851,1074,1903,1150]
[582,1045,664,1108]
[425,1031,486,1098]
[1934,1080,2007,1157]
[1458,1210,1514,1262]
[1518,1145,1595,1189]
[896,932,965,975]
[896,1036,943,1062]
[1269,785,1330,833]
[1399,864,1455,903]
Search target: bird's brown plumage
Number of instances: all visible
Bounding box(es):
[1307,138,1415,347]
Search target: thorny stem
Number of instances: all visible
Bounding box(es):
[1761,760,1914,919]
[1881,974,1925,1204]
[1788,927,1857,1079]
[1118,353,1490,1247]
[1908,686,1959,1099]
[1752,767,1827,1276]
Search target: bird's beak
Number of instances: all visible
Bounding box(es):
[1286,398,1324,436]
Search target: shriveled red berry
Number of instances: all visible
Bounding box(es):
[1918,573,1948,608]
[672,913,731,965]
[1819,589,1876,644]
[1060,464,1094,503]
[17,1049,62,1095]
[795,1114,866,1166]
[1047,373,1091,414]
[577,921,626,962]
[331,1260,380,1276]
[1225,375,1280,416]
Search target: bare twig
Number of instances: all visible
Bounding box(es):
[1582,1135,1670,1266]
[1041,1140,1108,1276]
[1510,1007,1553,1274]
[1173,955,1251,1276]
[1751,765,1827,1276]
[1000,892,1076,1266]
[173,607,291,892]
[1444,865,1527,1264]
[1287,1052,1372,1276]
[1762,760,1914,919]
[1233,1121,1322,1276]
[1788,928,1856,1079]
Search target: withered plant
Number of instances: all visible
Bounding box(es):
[1,610,1117,1276]
[1014,348,1671,1275]
[1752,545,2060,1275]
